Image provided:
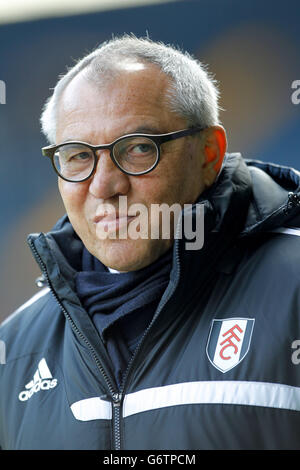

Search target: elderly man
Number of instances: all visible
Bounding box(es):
[1,35,300,450]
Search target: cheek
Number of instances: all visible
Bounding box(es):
[149,163,190,204]
[152,146,196,203]
[58,180,87,218]
[133,174,173,207]
[174,147,205,201]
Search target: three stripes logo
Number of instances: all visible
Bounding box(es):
[18,358,57,402]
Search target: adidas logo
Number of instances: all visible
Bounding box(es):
[18,358,58,402]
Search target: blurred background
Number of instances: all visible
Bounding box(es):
[0,0,299,321]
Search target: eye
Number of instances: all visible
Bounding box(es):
[113,137,157,167]
[69,152,91,161]
[57,147,93,164]
[128,143,153,155]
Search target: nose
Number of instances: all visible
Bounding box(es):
[88,149,130,199]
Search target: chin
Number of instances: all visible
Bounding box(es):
[92,238,170,272]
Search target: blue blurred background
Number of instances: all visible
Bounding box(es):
[0,0,299,320]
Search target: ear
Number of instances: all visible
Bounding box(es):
[202,126,227,187]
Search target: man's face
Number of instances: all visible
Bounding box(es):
[56,63,208,271]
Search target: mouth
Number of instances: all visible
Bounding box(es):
[93,213,137,234]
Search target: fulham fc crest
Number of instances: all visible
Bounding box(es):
[206,318,255,373]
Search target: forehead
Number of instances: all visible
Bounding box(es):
[56,64,184,143]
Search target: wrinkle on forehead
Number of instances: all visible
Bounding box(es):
[56,64,179,144]
[59,61,171,114]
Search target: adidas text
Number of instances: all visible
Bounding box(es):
[19,379,57,401]
[18,358,58,401]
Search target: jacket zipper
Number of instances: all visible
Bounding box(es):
[115,218,183,447]
[28,237,121,450]
[284,192,300,214]
[112,392,122,450]
[121,238,181,390]
[241,191,300,237]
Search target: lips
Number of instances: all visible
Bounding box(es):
[94,212,134,223]
[93,212,137,234]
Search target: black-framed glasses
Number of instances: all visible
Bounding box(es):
[42,126,204,182]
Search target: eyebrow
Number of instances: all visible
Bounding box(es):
[61,126,163,144]
[128,126,162,135]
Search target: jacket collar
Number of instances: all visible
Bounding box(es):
[242,158,300,234]
[171,152,252,293]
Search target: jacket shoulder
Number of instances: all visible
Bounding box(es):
[244,225,300,285]
[0,288,59,361]
[1,288,51,329]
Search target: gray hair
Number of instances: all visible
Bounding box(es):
[40,34,221,144]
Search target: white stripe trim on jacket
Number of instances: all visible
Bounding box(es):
[70,380,300,421]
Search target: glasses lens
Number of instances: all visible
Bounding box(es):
[113,137,158,174]
[53,144,94,181]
